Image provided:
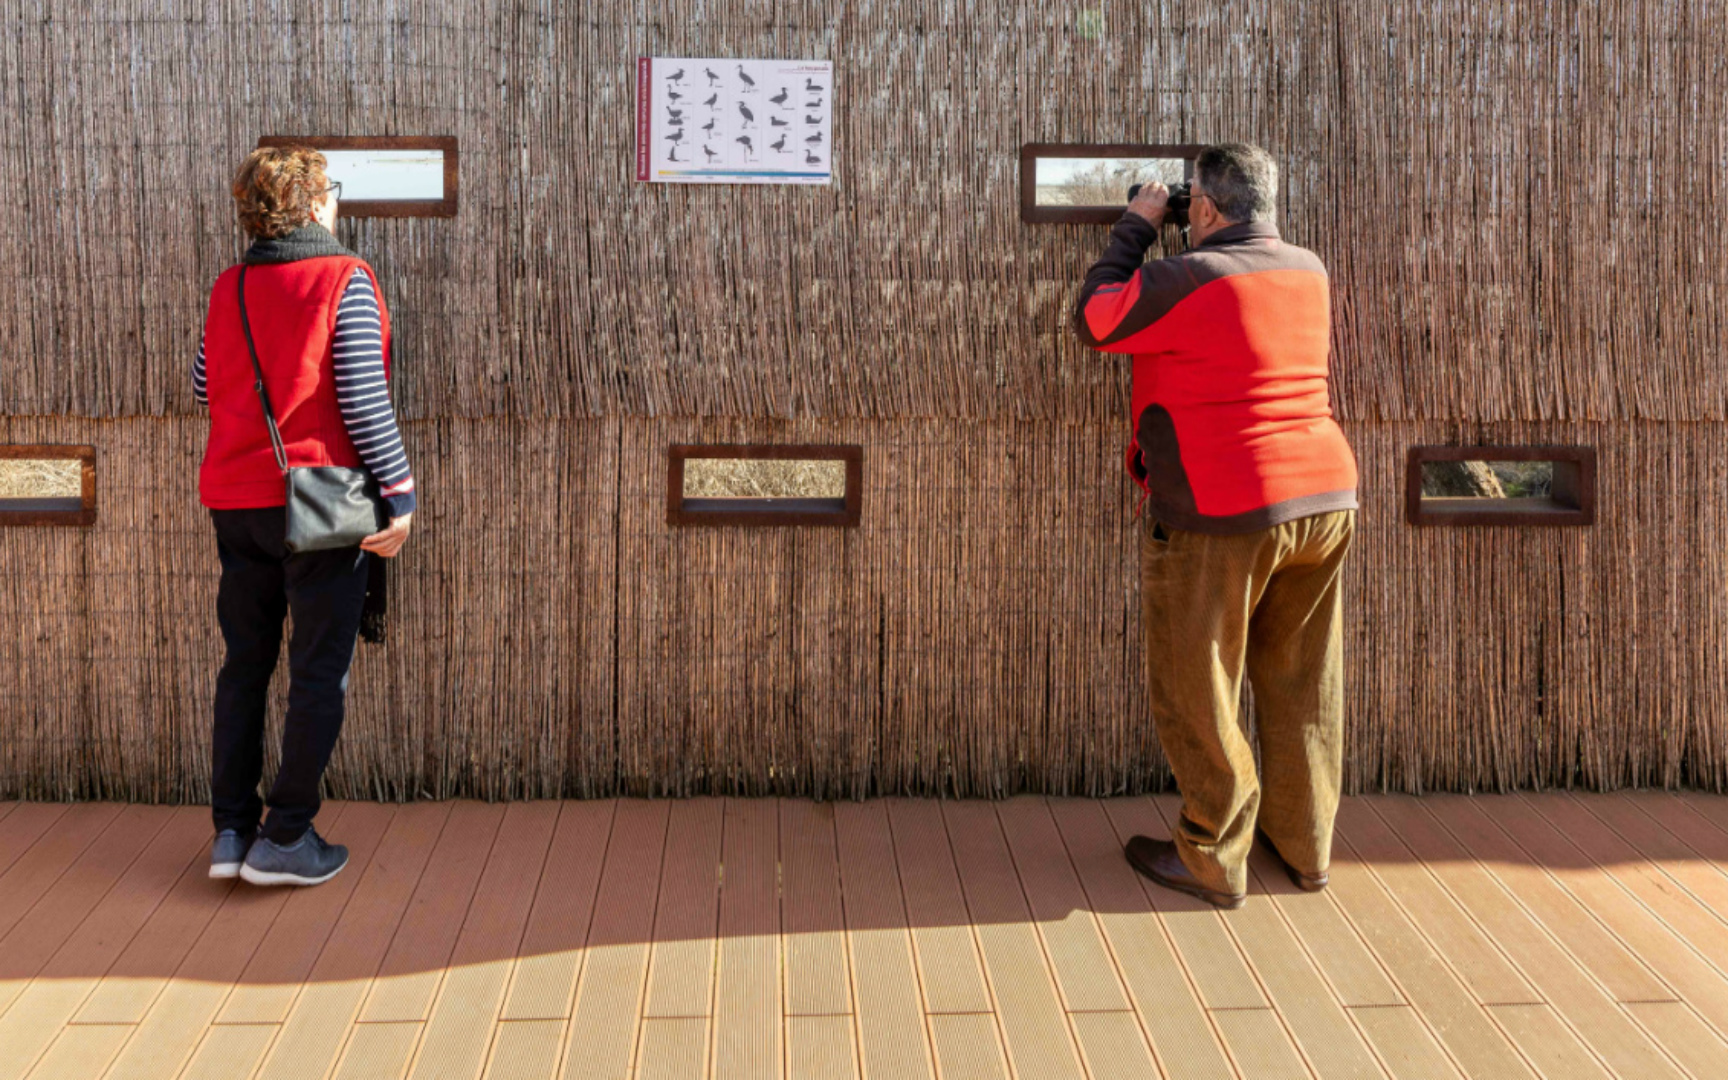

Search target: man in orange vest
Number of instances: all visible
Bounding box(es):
[1074,143,1358,909]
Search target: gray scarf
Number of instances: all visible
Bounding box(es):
[242,223,355,265]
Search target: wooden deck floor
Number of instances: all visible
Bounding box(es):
[3,794,1728,1079]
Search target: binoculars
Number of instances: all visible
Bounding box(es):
[1128,181,1193,226]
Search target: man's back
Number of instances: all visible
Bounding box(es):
[1076,218,1357,533]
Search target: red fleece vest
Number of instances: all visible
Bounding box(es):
[198,256,391,510]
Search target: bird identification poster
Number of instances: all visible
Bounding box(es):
[635,57,833,184]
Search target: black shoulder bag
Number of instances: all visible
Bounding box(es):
[237,264,389,554]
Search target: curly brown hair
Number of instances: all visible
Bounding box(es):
[232,146,330,239]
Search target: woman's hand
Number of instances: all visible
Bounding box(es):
[360,513,413,558]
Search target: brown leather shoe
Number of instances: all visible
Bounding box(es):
[1255,829,1328,892]
[1123,836,1245,910]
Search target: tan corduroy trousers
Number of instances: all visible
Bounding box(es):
[1139,509,1356,896]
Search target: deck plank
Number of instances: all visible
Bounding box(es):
[1484,1004,1613,1080]
[993,797,1130,1013]
[1335,801,1541,1005]
[781,800,852,1018]
[252,802,450,1080]
[642,798,723,1019]
[1098,797,1267,1010]
[1622,1001,1728,1079]
[176,1024,278,1080]
[1579,793,1728,919]
[832,801,936,1080]
[1146,796,1384,1080]
[1322,819,1537,1079]
[407,801,560,1080]
[927,1014,1011,1080]
[0,801,146,960]
[23,1022,133,1080]
[1211,1009,1313,1080]
[97,807,351,1080]
[218,802,396,1024]
[482,1020,564,1080]
[713,798,782,1080]
[1521,794,1728,977]
[884,800,993,1016]
[941,800,1086,1080]
[1347,1006,1464,1080]
[1370,797,1687,1080]
[1047,798,1235,1080]
[559,799,670,1080]
[332,1021,422,1080]
[1244,842,1404,1008]
[1067,1011,1164,1080]
[636,1017,707,1080]
[1472,794,1728,1031]
[0,804,67,878]
[0,808,204,1080]
[787,1016,861,1080]
[1417,796,1675,1002]
[501,800,615,1021]
[360,802,507,1023]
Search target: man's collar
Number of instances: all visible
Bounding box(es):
[1195,219,1281,249]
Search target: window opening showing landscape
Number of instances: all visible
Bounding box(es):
[256,136,458,217]
[1407,447,1594,527]
[0,445,96,526]
[1020,143,1203,224]
[668,445,861,527]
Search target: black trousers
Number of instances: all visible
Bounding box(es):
[210,507,369,844]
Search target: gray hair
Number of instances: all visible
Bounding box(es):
[1195,143,1278,224]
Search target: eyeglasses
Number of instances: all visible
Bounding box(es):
[323,181,342,200]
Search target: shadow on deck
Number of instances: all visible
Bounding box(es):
[1,792,1726,1079]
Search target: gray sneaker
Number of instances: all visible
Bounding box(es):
[209,829,253,880]
[239,828,348,887]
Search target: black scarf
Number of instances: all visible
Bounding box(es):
[242,223,355,265]
[243,223,392,645]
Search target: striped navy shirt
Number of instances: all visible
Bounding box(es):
[195,267,417,517]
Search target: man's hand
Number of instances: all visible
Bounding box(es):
[1127,181,1170,228]
[360,513,412,558]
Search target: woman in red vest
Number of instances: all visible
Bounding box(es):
[194,146,416,887]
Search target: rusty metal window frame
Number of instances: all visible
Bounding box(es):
[1406,446,1596,527]
[667,444,863,528]
[255,136,459,218]
[1019,142,1205,225]
[0,444,97,527]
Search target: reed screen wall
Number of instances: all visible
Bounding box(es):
[1,2,1724,799]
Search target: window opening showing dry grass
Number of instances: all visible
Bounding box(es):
[0,458,82,499]
[682,458,846,499]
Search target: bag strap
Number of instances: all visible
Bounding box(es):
[237,265,290,475]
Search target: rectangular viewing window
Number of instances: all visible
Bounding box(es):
[0,445,96,527]
[668,445,862,527]
[1020,142,1203,224]
[1406,446,1595,527]
[256,136,458,217]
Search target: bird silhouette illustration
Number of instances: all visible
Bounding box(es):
[770,116,789,127]
[703,145,718,164]
[771,134,788,154]
[737,102,754,128]
[805,132,823,145]
[664,128,685,144]
[666,68,685,84]
[667,146,683,162]
[704,67,720,86]
[701,118,716,133]
[804,149,822,166]
[665,108,684,123]
[769,88,790,107]
[737,66,756,91]
[805,78,824,91]
[735,136,754,160]
[667,90,683,104]
[703,93,718,109]
[805,99,822,109]
[803,114,822,124]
